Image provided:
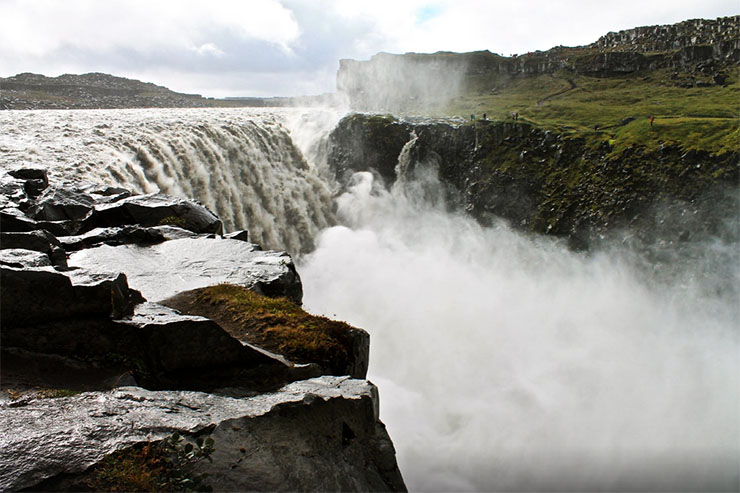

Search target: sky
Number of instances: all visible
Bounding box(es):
[0,0,737,98]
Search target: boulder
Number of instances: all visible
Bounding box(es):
[69,237,303,303]
[8,167,49,197]
[28,184,96,222]
[83,193,223,235]
[0,377,406,492]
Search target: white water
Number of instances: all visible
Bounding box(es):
[0,108,338,252]
[2,108,738,491]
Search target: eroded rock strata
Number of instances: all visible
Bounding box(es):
[0,168,405,492]
[328,114,738,250]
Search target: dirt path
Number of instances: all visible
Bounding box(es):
[537,77,578,106]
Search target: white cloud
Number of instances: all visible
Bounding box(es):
[0,0,737,96]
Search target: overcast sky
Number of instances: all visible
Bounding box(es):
[0,0,737,97]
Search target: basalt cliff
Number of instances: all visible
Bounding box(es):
[0,168,405,492]
[330,16,739,249]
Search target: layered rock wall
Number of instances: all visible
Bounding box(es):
[328,114,739,249]
[337,16,740,110]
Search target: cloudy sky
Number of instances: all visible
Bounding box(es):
[0,0,736,97]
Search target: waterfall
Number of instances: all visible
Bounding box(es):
[0,108,337,253]
[2,107,737,491]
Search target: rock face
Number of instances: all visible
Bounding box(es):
[0,169,405,491]
[328,114,739,249]
[0,378,405,492]
[69,236,302,303]
[337,16,740,111]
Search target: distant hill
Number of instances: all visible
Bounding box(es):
[0,72,339,110]
[0,72,219,110]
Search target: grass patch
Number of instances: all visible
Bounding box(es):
[164,284,361,375]
[424,66,740,155]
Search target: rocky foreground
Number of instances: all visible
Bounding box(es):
[0,168,405,491]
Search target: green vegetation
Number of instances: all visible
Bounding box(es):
[184,284,358,375]
[86,433,214,492]
[425,66,739,156]
[5,388,81,400]
[160,215,188,227]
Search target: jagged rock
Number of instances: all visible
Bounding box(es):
[162,285,370,379]
[82,193,223,235]
[0,174,28,209]
[57,224,200,251]
[0,265,137,326]
[28,184,96,222]
[0,230,67,267]
[0,377,405,492]
[1,301,314,392]
[224,229,249,242]
[116,302,295,388]
[329,114,739,249]
[8,167,49,197]
[0,249,52,268]
[69,237,303,303]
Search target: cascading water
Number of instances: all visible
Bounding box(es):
[1,108,737,491]
[0,108,337,253]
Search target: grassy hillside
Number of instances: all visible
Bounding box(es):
[423,66,739,156]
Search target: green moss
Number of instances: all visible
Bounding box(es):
[86,433,214,492]
[190,285,356,374]
[159,216,187,227]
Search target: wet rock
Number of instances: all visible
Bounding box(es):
[83,193,223,235]
[69,237,303,303]
[28,184,96,222]
[8,167,49,197]
[1,301,307,392]
[0,230,67,267]
[0,377,405,492]
[117,302,293,388]
[0,208,38,232]
[59,224,204,251]
[163,285,369,379]
[0,265,137,326]
[224,229,249,242]
[0,249,52,268]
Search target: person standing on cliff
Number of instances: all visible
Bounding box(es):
[650,115,654,127]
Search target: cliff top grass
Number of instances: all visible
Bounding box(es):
[162,284,360,375]
[432,66,739,156]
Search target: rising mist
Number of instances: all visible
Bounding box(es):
[300,165,739,491]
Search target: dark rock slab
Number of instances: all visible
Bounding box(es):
[0,230,67,267]
[0,249,52,268]
[84,193,223,235]
[1,301,311,392]
[8,167,49,197]
[0,377,405,492]
[69,237,303,303]
[57,225,201,251]
[117,302,294,388]
[28,184,96,222]
[0,208,38,232]
[0,265,137,326]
